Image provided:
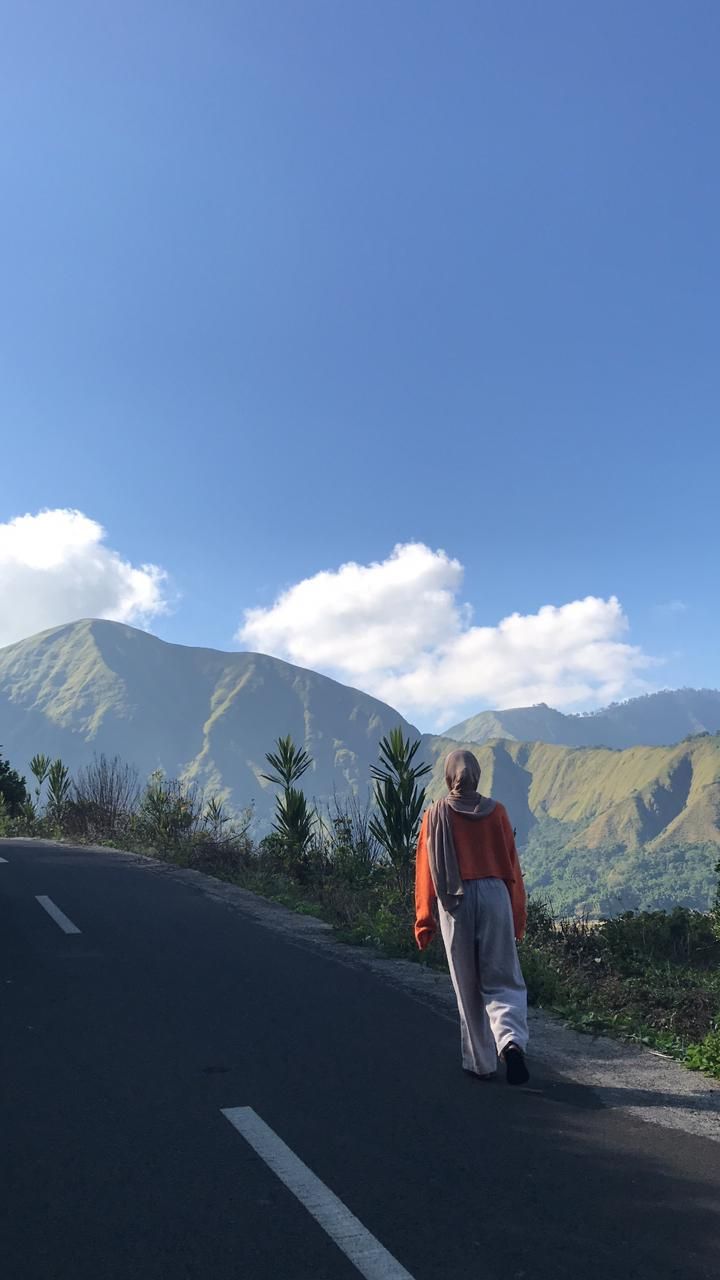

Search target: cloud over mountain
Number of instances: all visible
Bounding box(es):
[237,543,653,722]
[0,509,168,647]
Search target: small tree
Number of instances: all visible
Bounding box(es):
[0,748,28,817]
[261,735,315,868]
[370,729,431,893]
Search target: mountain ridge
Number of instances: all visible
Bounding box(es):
[443,689,720,749]
[423,733,720,913]
[0,619,420,819]
[2,620,719,913]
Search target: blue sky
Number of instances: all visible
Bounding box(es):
[1,2,718,727]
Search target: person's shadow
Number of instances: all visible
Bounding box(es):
[524,1072,720,1117]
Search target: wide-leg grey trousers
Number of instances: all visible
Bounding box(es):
[438,877,528,1076]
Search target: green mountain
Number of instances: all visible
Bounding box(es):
[424,735,720,915]
[2,620,719,915]
[0,619,417,823]
[445,689,720,749]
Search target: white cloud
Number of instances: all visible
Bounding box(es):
[237,543,653,725]
[0,509,169,648]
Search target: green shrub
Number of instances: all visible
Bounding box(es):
[685,1027,720,1076]
[186,832,252,876]
[326,795,383,884]
[600,907,720,971]
[518,945,564,1006]
[524,893,557,944]
[16,798,39,835]
[138,771,204,849]
[350,882,417,957]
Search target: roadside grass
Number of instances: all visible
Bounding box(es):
[519,898,720,1074]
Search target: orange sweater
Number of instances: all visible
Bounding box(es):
[414,803,527,949]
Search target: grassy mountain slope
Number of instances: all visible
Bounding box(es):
[422,734,720,914]
[445,689,720,749]
[0,619,417,823]
[3,620,719,915]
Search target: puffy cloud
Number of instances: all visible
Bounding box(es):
[240,543,465,677]
[237,543,653,725]
[0,509,168,647]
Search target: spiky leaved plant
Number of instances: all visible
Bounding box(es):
[261,735,315,861]
[370,728,431,893]
[46,758,71,827]
[204,795,230,843]
[30,753,52,809]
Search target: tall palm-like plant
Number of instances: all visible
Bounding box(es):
[46,758,71,826]
[370,728,431,892]
[262,735,314,857]
[262,736,313,791]
[30,753,52,811]
[272,786,315,853]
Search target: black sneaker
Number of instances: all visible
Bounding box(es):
[503,1044,530,1086]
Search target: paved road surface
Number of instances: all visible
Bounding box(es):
[2,840,719,1279]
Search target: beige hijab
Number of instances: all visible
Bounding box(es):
[425,749,496,912]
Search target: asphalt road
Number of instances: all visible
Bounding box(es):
[2,839,719,1280]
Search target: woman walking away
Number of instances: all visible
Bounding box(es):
[415,749,529,1085]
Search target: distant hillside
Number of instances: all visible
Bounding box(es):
[444,689,720,749]
[3,620,719,917]
[0,619,417,824]
[423,734,720,915]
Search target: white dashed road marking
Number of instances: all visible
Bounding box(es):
[222,1106,415,1280]
[35,896,81,935]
